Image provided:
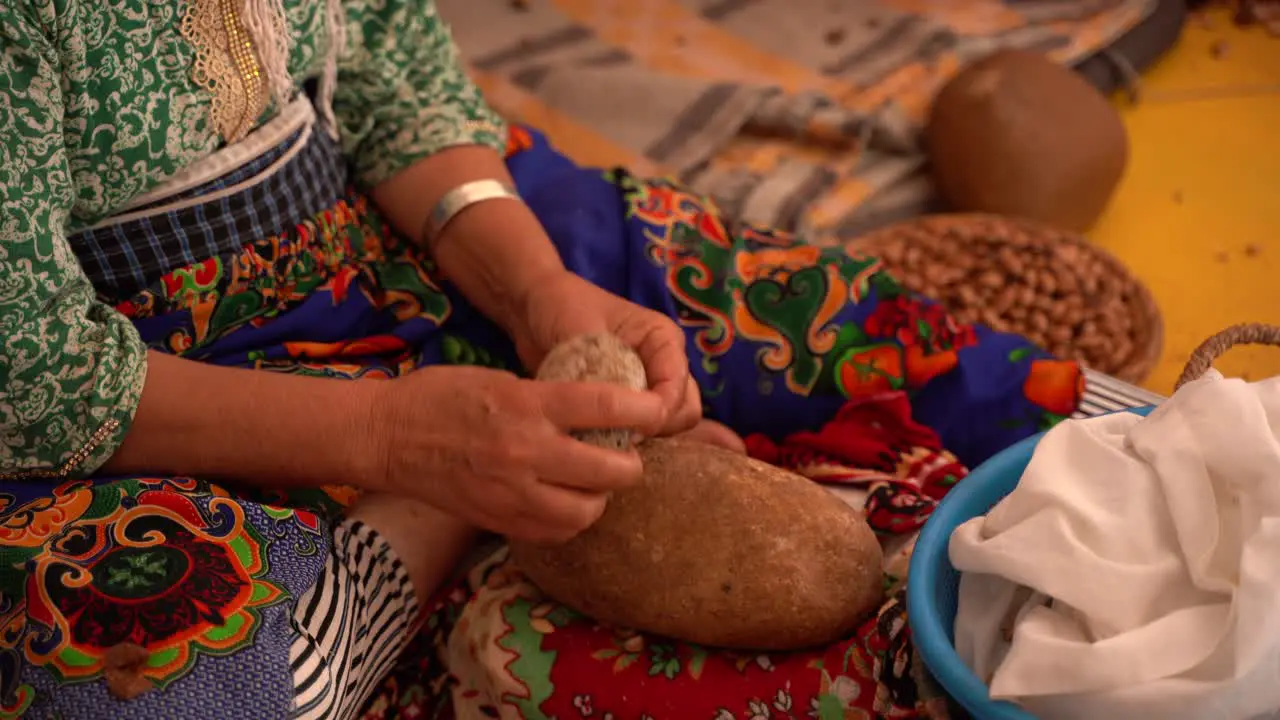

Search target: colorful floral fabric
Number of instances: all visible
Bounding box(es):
[746,391,970,538]
[357,390,969,720]
[507,127,1083,466]
[0,476,344,719]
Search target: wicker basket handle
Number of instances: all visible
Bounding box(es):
[1175,323,1280,391]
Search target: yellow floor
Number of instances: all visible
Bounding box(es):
[1091,8,1280,393]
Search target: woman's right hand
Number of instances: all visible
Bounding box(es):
[365,365,667,543]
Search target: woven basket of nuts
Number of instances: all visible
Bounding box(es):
[846,214,1163,384]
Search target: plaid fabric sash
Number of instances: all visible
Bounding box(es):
[68,124,348,303]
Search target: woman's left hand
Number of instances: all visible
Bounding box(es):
[514,272,702,437]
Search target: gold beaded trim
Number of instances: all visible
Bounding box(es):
[182,0,270,143]
[464,120,505,136]
[0,418,121,481]
[221,0,267,140]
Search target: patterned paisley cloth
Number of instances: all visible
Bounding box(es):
[0,2,1120,719]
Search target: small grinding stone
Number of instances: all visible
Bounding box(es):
[535,334,647,450]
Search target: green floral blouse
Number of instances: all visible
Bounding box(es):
[0,0,505,478]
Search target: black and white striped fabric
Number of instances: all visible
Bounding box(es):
[289,521,419,720]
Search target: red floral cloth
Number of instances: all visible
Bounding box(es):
[745,391,967,538]
[359,392,966,720]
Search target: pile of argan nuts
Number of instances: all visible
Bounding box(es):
[860,223,1150,379]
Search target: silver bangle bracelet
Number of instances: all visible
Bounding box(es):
[421,179,522,243]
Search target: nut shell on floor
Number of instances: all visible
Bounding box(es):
[508,438,885,650]
[847,214,1162,384]
[925,49,1128,232]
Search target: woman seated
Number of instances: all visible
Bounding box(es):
[0,1,1074,717]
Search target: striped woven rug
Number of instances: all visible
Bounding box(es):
[441,0,1155,240]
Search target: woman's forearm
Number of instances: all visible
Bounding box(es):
[370,144,565,336]
[105,145,559,486]
[101,351,381,487]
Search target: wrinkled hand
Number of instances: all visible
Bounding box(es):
[514,272,702,436]
[368,365,667,543]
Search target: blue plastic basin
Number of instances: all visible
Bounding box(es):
[906,406,1155,719]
